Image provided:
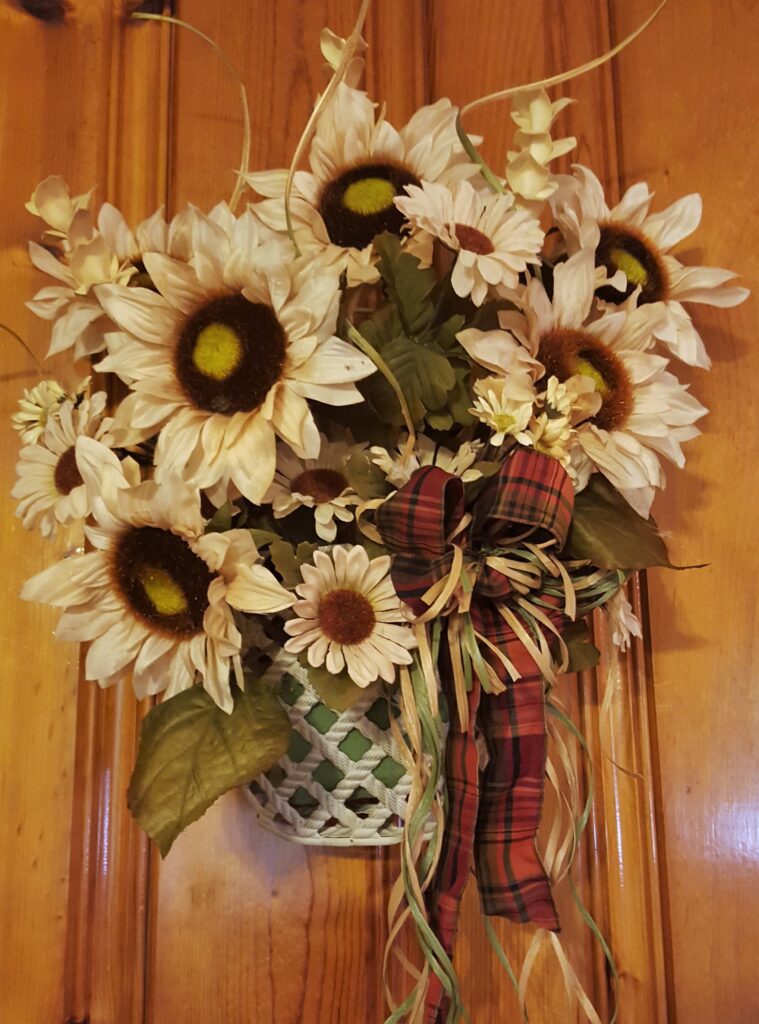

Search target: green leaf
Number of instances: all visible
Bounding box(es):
[127,682,291,856]
[269,539,319,586]
[567,475,675,570]
[204,501,233,534]
[446,364,476,426]
[562,620,601,673]
[374,232,436,340]
[381,333,455,424]
[344,450,389,499]
[435,313,467,353]
[306,663,377,711]
[248,528,281,549]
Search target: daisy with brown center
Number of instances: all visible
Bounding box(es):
[549,165,749,368]
[282,546,415,687]
[21,438,294,711]
[247,82,478,287]
[264,433,363,542]
[12,390,113,538]
[510,250,707,517]
[369,433,483,490]
[93,215,374,505]
[394,179,544,306]
[25,176,198,360]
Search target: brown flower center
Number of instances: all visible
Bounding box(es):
[291,468,348,503]
[595,222,669,305]
[319,160,421,250]
[318,588,376,646]
[539,328,633,431]
[174,294,286,415]
[111,526,213,637]
[53,446,83,495]
[454,223,494,255]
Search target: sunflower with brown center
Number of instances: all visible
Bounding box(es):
[247,81,478,287]
[549,164,748,368]
[93,207,374,505]
[22,437,294,711]
[507,250,707,517]
[283,546,415,687]
[264,433,363,542]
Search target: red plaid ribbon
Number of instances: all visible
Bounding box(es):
[375,448,573,1023]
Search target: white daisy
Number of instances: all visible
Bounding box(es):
[21,438,293,711]
[522,375,600,485]
[11,377,71,444]
[509,250,707,517]
[469,375,535,446]
[247,82,477,286]
[549,165,749,367]
[26,176,199,359]
[282,546,415,687]
[94,217,374,505]
[264,433,363,542]
[394,179,544,305]
[369,433,483,489]
[12,391,113,538]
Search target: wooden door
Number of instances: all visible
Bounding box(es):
[1,2,756,1022]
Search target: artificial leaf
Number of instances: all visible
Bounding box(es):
[446,364,476,426]
[435,313,467,353]
[426,409,454,431]
[567,475,675,570]
[248,528,281,549]
[204,501,233,533]
[374,232,436,340]
[306,663,377,711]
[344,450,389,499]
[358,301,403,354]
[562,620,601,673]
[269,539,319,586]
[381,333,456,424]
[127,682,291,856]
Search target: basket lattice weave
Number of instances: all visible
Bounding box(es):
[248,665,418,846]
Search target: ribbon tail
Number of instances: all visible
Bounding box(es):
[423,663,481,1024]
[475,675,559,931]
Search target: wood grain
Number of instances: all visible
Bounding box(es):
[611,2,759,1020]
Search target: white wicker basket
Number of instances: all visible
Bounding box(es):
[248,665,420,846]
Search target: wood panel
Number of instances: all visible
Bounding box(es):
[610,2,759,1021]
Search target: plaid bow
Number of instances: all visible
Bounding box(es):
[375,448,573,1023]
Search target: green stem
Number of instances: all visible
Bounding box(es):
[345,321,417,443]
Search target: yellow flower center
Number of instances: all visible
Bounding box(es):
[191,322,244,381]
[318,589,376,646]
[609,247,648,288]
[342,177,397,215]
[575,357,610,397]
[596,222,668,305]
[138,566,189,617]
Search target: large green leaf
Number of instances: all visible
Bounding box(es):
[381,333,456,424]
[567,475,675,570]
[128,682,291,856]
[374,232,436,341]
[562,620,601,673]
[344,450,389,499]
[269,539,319,586]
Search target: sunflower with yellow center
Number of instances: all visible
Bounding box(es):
[549,165,749,368]
[508,250,707,517]
[282,546,415,687]
[395,179,544,305]
[93,215,374,504]
[12,391,113,538]
[264,433,363,542]
[21,438,294,711]
[247,82,478,286]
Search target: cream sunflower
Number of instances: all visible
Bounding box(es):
[549,165,749,367]
[12,390,113,538]
[264,433,363,542]
[11,377,74,444]
[394,179,544,305]
[369,433,483,489]
[247,82,478,286]
[282,546,415,687]
[509,250,707,517]
[21,438,293,711]
[26,175,198,359]
[94,220,374,504]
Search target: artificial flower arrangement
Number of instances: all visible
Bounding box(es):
[9,5,748,1023]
